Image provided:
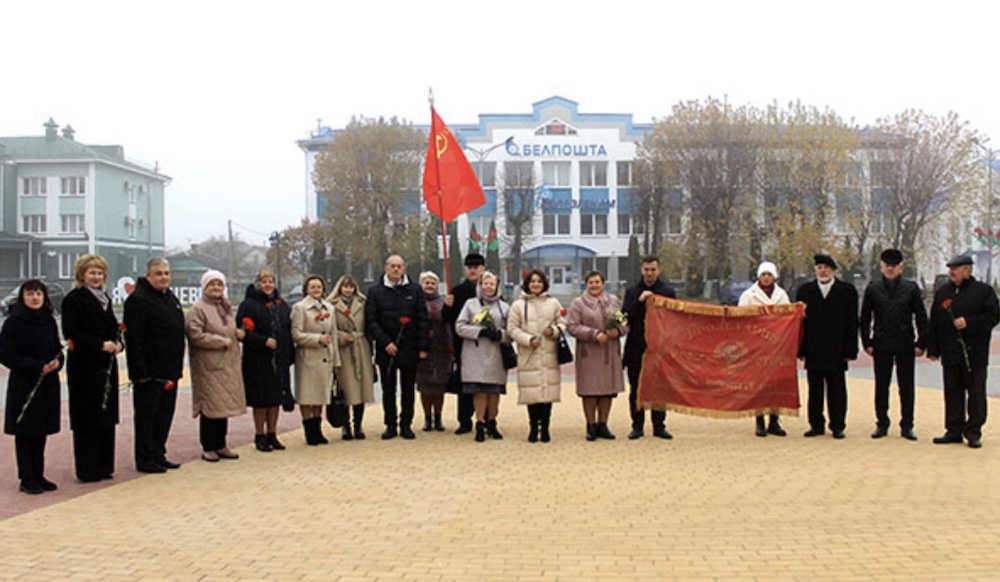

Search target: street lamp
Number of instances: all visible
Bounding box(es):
[973,139,997,285]
[269,231,283,292]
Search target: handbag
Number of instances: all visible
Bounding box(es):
[326,387,348,428]
[556,328,574,365]
[501,342,518,370]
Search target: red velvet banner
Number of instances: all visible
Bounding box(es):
[638,297,805,418]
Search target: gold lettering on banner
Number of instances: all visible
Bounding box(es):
[436,134,448,158]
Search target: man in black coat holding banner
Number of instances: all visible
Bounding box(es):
[796,254,858,439]
[622,255,676,440]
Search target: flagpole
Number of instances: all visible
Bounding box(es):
[429,89,452,291]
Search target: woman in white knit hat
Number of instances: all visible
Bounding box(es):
[738,260,790,437]
[185,270,247,462]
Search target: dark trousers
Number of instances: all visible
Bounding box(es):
[942,365,988,440]
[133,381,178,468]
[807,369,847,432]
[380,364,417,428]
[72,426,116,481]
[873,350,916,430]
[456,393,474,428]
[627,365,666,431]
[15,434,47,487]
[199,415,229,452]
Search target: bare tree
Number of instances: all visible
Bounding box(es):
[312,116,425,274]
[872,110,980,266]
[497,161,537,277]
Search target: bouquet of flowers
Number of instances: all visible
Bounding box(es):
[473,306,496,330]
[605,309,628,331]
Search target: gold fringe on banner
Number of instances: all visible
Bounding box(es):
[647,404,801,420]
[649,296,804,318]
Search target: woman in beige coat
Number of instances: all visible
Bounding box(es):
[291,275,340,445]
[185,270,247,462]
[567,270,627,441]
[327,275,374,441]
[507,269,566,443]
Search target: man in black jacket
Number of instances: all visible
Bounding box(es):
[124,257,186,473]
[797,254,859,439]
[927,254,1000,449]
[622,256,676,440]
[859,249,927,441]
[443,253,485,434]
[366,254,429,440]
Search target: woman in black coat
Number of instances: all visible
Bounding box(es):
[236,270,294,452]
[1,279,65,494]
[61,254,123,482]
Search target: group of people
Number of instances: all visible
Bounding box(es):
[2,247,997,495]
[737,249,998,449]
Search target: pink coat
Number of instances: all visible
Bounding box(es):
[566,292,627,397]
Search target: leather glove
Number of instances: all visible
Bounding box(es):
[479,328,502,341]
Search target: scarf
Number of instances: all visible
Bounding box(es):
[86,285,110,310]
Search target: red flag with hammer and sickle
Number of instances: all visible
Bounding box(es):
[422,108,485,224]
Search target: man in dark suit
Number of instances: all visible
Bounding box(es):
[443,253,485,434]
[124,257,186,473]
[796,254,859,439]
[926,254,1000,449]
[366,254,429,440]
[622,255,676,440]
[859,249,927,441]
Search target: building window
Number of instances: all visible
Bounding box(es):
[580,214,608,236]
[59,253,81,279]
[617,214,647,236]
[61,214,86,234]
[60,177,86,195]
[22,214,47,233]
[542,162,571,187]
[535,119,578,136]
[22,177,47,196]
[616,161,632,186]
[473,162,497,188]
[543,214,570,235]
[19,252,43,279]
[580,162,607,187]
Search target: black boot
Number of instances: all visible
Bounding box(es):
[304,419,319,446]
[255,434,272,452]
[422,417,433,432]
[528,405,539,443]
[381,423,398,440]
[342,425,354,440]
[586,423,597,441]
[755,416,767,437]
[353,405,366,440]
[487,419,503,440]
[540,405,551,443]
[597,422,616,440]
[267,433,285,450]
[475,421,486,442]
[767,415,786,436]
[433,413,445,432]
[313,418,329,445]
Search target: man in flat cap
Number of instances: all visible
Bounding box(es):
[443,252,486,434]
[795,254,859,439]
[926,254,999,449]
[859,249,928,440]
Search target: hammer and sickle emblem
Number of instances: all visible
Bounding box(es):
[435,133,448,158]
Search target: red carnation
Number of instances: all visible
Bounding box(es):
[399,316,412,325]
[118,323,127,333]
[265,301,272,308]
[344,309,351,316]
[942,299,954,310]
[163,380,176,391]
[560,308,567,317]
[67,339,75,352]
[241,317,255,332]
